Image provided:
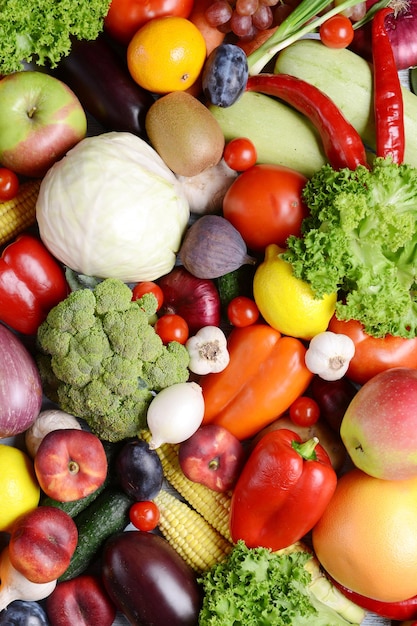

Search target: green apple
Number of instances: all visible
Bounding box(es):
[0,71,87,177]
[340,367,417,480]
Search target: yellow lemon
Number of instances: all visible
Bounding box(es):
[0,444,40,532]
[127,16,207,94]
[253,244,337,341]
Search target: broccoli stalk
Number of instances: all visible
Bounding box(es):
[36,278,190,442]
[283,157,417,339]
[0,0,111,74]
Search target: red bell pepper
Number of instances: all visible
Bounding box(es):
[329,574,417,621]
[229,428,337,551]
[0,234,69,335]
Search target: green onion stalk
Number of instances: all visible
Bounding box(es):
[247,0,392,76]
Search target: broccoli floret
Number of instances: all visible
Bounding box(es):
[142,341,191,392]
[37,278,190,442]
[0,0,111,74]
[283,157,417,338]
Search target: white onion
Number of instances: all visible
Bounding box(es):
[146,382,205,449]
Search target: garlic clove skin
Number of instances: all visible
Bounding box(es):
[186,326,230,375]
[0,547,57,611]
[176,160,238,215]
[305,331,355,381]
[25,409,82,458]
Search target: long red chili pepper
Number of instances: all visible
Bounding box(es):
[246,73,368,171]
[372,7,405,164]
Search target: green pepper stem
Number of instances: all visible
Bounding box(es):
[292,436,319,461]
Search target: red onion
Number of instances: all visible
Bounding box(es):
[0,324,43,438]
[157,267,221,334]
[351,0,417,70]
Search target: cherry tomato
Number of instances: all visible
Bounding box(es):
[319,14,354,49]
[132,281,164,311]
[104,0,194,45]
[328,315,417,385]
[223,163,309,251]
[129,501,160,532]
[227,295,259,327]
[289,396,321,427]
[0,168,19,202]
[223,138,257,172]
[154,313,189,344]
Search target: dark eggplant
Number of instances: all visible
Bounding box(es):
[115,439,163,501]
[102,531,203,625]
[54,35,154,138]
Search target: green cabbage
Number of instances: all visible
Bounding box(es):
[36,132,190,282]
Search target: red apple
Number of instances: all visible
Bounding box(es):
[46,574,116,626]
[34,429,108,501]
[8,506,78,583]
[340,367,417,480]
[178,424,246,492]
[0,71,87,178]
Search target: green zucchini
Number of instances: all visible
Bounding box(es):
[209,91,327,178]
[274,39,417,169]
[59,487,134,581]
[40,479,110,518]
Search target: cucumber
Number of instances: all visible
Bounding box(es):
[40,479,110,518]
[216,265,256,310]
[209,91,327,178]
[59,487,134,582]
[274,39,417,169]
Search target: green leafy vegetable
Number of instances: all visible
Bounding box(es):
[283,157,417,338]
[36,278,190,442]
[0,0,111,75]
[198,541,365,625]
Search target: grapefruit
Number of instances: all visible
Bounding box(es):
[312,468,417,603]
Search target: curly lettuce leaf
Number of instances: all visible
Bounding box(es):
[0,0,111,74]
[198,541,363,626]
[283,157,417,338]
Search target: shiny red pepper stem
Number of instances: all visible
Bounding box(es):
[372,7,405,164]
[246,73,368,171]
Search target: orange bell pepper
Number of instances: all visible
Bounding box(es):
[200,323,313,440]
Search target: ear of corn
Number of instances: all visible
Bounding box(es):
[0,179,42,247]
[154,489,233,573]
[141,429,232,542]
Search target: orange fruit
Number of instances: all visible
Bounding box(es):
[127,16,207,94]
[312,468,417,603]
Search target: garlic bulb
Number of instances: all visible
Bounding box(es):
[186,326,230,375]
[25,409,82,458]
[305,331,355,381]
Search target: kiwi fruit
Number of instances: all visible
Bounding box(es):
[145,91,225,177]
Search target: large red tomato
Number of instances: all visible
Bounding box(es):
[222,163,309,252]
[328,315,417,385]
[104,0,194,45]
